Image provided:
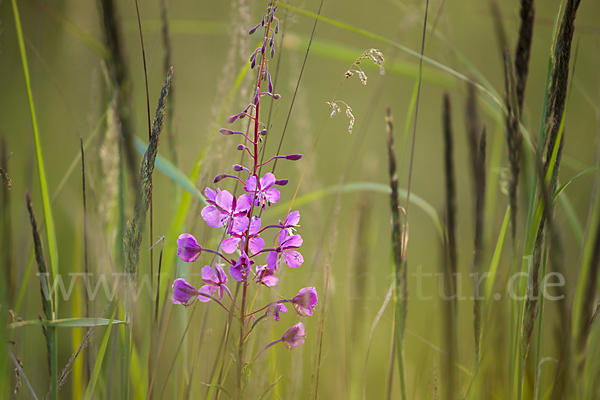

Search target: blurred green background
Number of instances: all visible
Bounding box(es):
[1,0,599,398]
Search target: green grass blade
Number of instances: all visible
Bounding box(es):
[485,206,511,301]
[7,318,126,329]
[83,307,117,400]
[12,0,60,314]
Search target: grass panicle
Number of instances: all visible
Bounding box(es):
[441,92,458,400]
[25,192,57,400]
[123,67,173,284]
[514,0,535,113]
[503,48,522,243]
[465,81,486,363]
[386,107,408,400]
[98,0,139,190]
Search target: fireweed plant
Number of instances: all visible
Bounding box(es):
[171,0,317,379]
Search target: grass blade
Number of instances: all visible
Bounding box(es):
[11,0,60,315]
[83,308,117,400]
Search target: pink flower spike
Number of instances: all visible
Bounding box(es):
[177,234,202,262]
[281,322,306,349]
[292,287,318,316]
[171,278,199,306]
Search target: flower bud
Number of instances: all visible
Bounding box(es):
[285,154,303,161]
[275,179,289,186]
[213,174,227,183]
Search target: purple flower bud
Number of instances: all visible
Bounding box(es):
[219,128,234,135]
[248,23,260,35]
[261,16,265,27]
[275,21,279,34]
[270,47,275,58]
[285,154,303,160]
[213,174,227,183]
[269,36,274,48]
[253,88,260,105]
[261,43,266,56]
[237,144,247,151]
[272,93,281,99]
[233,164,243,171]
[250,58,256,69]
[275,179,289,186]
[227,114,239,124]
[258,129,267,136]
[268,74,273,93]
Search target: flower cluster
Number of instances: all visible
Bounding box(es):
[171,1,316,359]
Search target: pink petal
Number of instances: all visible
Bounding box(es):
[283,250,303,268]
[201,206,224,228]
[249,236,265,255]
[221,237,241,254]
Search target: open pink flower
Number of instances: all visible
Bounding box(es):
[201,189,251,234]
[245,173,280,208]
[198,264,230,302]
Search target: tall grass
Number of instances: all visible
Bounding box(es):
[2,0,600,398]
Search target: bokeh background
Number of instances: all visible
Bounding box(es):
[1,0,599,398]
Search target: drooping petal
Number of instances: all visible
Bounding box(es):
[197,285,216,303]
[201,265,218,284]
[249,236,265,255]
[281,234,303,250]
[244,175,258,193]
[221,237,241,254]
[171,278,199,305]
[266,302,287,321]
[249,216,262,236]
[282,250,303,268]
[201,205,224,229]
[205,187,218,204]
[266,251,279,270]
[177,234,202,262]
[256,265,278,287]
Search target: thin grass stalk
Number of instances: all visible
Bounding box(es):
[465,82,486,364]
[26,193,57,400]
[0,138,11,397]
[80,137,92,384]
[122,68,172,399]
[130,1,156,396]
[441,93,458,400]
[386,108,408,400]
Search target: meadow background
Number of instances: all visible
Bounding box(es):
[1,0,599,398]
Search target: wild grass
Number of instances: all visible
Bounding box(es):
[1,0,600,399]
